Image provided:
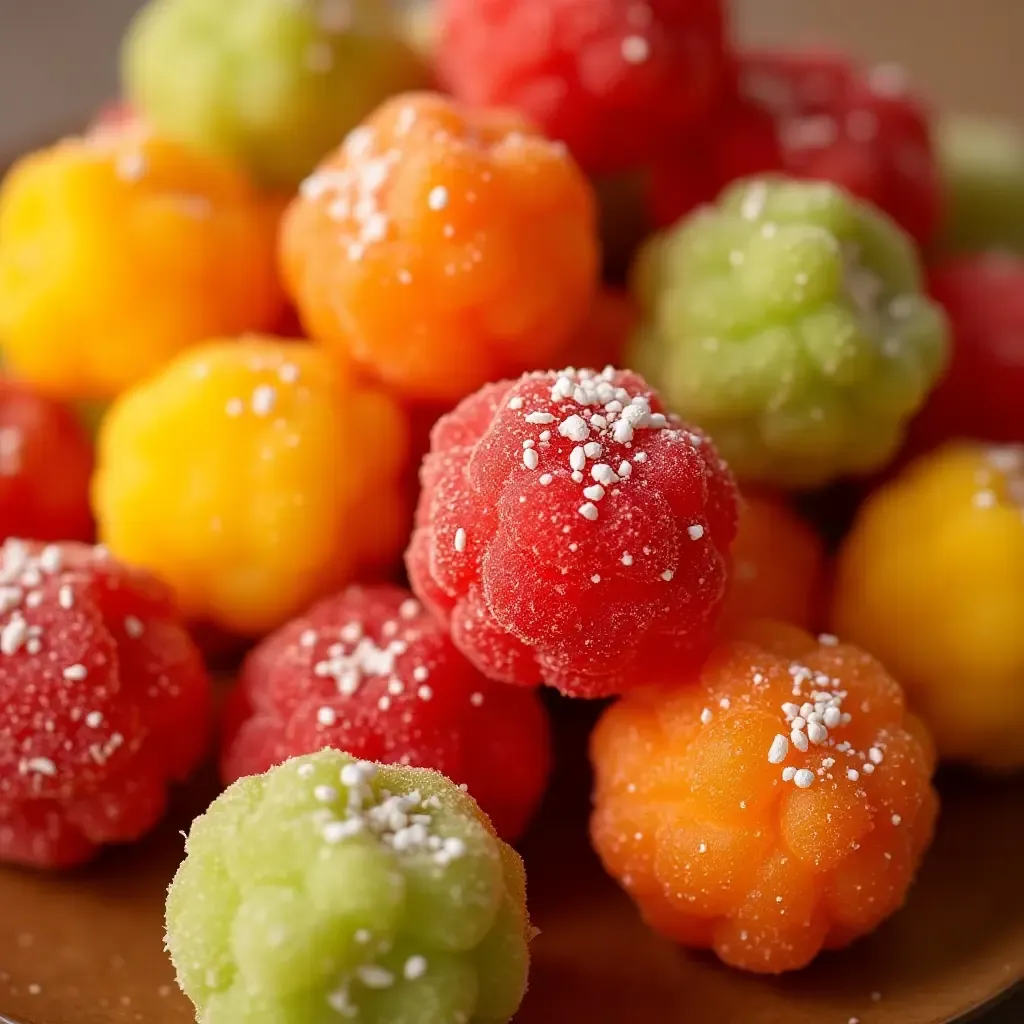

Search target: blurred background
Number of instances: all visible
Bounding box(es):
[2,0,1024,155]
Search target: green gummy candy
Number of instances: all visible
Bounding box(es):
[936,114,1024,257]
[629,176,950,489]
[123,0,430,190]
[165,750,532,1023]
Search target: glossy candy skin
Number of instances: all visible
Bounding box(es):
[0,540,212,868]
[280,92,600,403]
[167,749,532,1023]
[0,379,95,543]
[124,0,430,190]
[406,366,738,699]
[590,622,939,973]
[93,338,409,638]
[436,0,730,176]
[221,584,551,842]
[833,443,1024,769]
[0,131,284,401]
[631,177,950,489]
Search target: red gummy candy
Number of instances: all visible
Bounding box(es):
[908,253,1024,451]
[221,584,551,842]
[436,0,730,175]
[649,73,781,228]
[406,368,739,699]
[0,379,94,543]
[0,540,212,868]
[650,50,940,246]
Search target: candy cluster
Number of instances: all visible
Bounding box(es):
[1,0,1023,1018]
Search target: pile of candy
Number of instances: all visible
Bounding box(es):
[1,0,1023,1019]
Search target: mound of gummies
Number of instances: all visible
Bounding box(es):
[406,366,738,699]
[0,129,284,401]
[833,443,1024,770]
[93,338,409,638]
[124,0,429,190]
[590,621,939,973]
[436,0,729,175]
[166,749,532,1023]
[630,177,950,488]
[907,253,1024,452]
[0,378,95,543]
[937,115,1024,256]
[280,91,599,403]
[0,539,211,868]
[221,584,551,842]
[717,491,825,637]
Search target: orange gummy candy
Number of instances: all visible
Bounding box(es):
[717,491,826,637]
[280,92,600,402]
[590,622,938,973]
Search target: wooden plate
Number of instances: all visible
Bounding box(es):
[1,702,1022,1024]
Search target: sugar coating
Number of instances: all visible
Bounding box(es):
[631,176,950,489]
[280,92,599,403]
[222,584,551,842]
[590,623,939,974]
[406,367,739,698]
[0,539,211,869]
[166,749,532,1023]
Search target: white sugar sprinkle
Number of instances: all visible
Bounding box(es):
[85,711,104,728]
[793,769,815,789]
[427,186,449,211]
[661,570,674,581]
[403,955,428,980]
[848,768,860,781]
[767,734,789,764]
[891,814,902,826]
[539,473,553,485]
[454,528,467,553]
[868,747,884,764]
[579,503,599,521]
[523,448,539,470]
[59,585,75,609]
[687,524,705,541]
[124,616,144,639]
[316,706,337,726]
[782,766,797,782]
[357,965,395,989]
[508,397,524,410]
[63,664,88,681]
[700,707,713,725]
[251,385,276,416]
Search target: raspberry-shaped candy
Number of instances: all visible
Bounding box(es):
[833,443,1024,770]
[0,539,212,868]
[280,92,599,403]
[590,622,939,973]
[907,254,1024,452]
[436,0,729,176]
[0,130,284,401]
[167,749,532,1023]
[93,338,408,638]
[937,115,1024,257]
[0,379,94,543]
[124,0,429,190]
[630,177,950,488]
[717,491,825,637]
[222,585,551,842]
[648,75,783,229]
[406,367,738,699]
[738,51,940,247]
